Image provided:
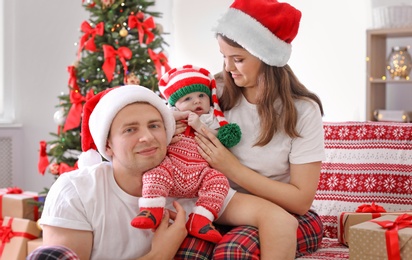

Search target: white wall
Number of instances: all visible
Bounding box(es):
[167,0,371,121]
[3,1,88,191]
[3,0,410,191]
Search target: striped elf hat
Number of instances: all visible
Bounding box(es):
[159,64,241,148]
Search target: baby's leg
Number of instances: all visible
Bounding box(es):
[186,168,230,243]
[216,192,298,260]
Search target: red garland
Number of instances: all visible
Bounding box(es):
[102,45,132,82]
[371,214,412,260]
[0,218,38,255]
[67,65,79,91]
[78,21,104,60]
[37,141,50,175]
[148,48,171,80]
[128,12,155,45]
[64,89,95,132]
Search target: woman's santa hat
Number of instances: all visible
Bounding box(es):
[159,65,241,148]
[78,85,175,168]
[214,0,301,67]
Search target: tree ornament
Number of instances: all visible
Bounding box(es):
[101,0,115,8]
[49,163,60,175]
[119,27,128,37]
[36,219,43,230]
[125,72,140,85]
[53,109,66,126]
[156,23,164,34]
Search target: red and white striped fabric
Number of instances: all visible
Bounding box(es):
[313,121,412,239]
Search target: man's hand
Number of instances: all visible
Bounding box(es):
[142,201,187,259]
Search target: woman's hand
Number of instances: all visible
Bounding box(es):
[194,127,240,175]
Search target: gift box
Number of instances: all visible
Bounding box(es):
[338,211,412,246]
[0,187,44,221]
[0,217,42,260]
[349,214,412,259]
[27,238,43,255]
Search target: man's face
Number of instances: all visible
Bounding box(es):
[106,102,168,175]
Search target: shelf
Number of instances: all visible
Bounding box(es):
[366,27,412,121]
[369,78,412,83]
[367,27,412,37]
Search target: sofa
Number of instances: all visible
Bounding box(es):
[296,121,412,259]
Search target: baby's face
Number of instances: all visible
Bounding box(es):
[175,91,210,116]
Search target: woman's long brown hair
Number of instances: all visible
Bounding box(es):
[217,35,324,146]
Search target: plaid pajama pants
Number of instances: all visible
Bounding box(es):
[176,209,323,259]
[27,210,322,259]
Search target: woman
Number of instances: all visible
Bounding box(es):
[190,0,325,258]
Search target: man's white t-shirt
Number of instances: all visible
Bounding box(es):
[40,162,235,260]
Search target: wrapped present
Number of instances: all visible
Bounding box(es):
[349,214,412,260]
[0,217,41,260]
[338,211,412,246]
[27,238,43,255]
[0,187,44,221]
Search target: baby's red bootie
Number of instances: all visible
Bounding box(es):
[131,207,163,229]
[186,213,222,243]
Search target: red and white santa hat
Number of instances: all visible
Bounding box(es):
[78,85,175,168]
[214,0,301,67]
[159,65,241,148]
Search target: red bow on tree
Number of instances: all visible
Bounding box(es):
[78,21,104,59]
[128,12,155,45]
[64,89,95,132]
[148,48,171,80]
[356,202,387,213]
[37,141,50,175]
[102,45,132,82]
[67,65,79,91]
[371,214,412,260]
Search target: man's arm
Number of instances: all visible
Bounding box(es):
[42,225,93,259]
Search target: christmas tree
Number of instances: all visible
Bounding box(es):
[37,0,170,179]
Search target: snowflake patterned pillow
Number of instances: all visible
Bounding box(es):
[313,121,412,239]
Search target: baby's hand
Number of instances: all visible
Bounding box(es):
[187,112,202,130]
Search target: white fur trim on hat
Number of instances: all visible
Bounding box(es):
[214,8,292,67]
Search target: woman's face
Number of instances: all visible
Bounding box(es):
[218,36,262,89]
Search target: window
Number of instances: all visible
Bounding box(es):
[0,0,14,124]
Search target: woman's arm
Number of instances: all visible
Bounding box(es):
[195,128,320,215]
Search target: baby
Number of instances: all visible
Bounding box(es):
[131,65,241,243]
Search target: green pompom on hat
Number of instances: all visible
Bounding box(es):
[159,65,241,147]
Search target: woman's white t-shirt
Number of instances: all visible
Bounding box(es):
[224,95,325,193]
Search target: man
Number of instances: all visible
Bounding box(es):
[31,85,234,259]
